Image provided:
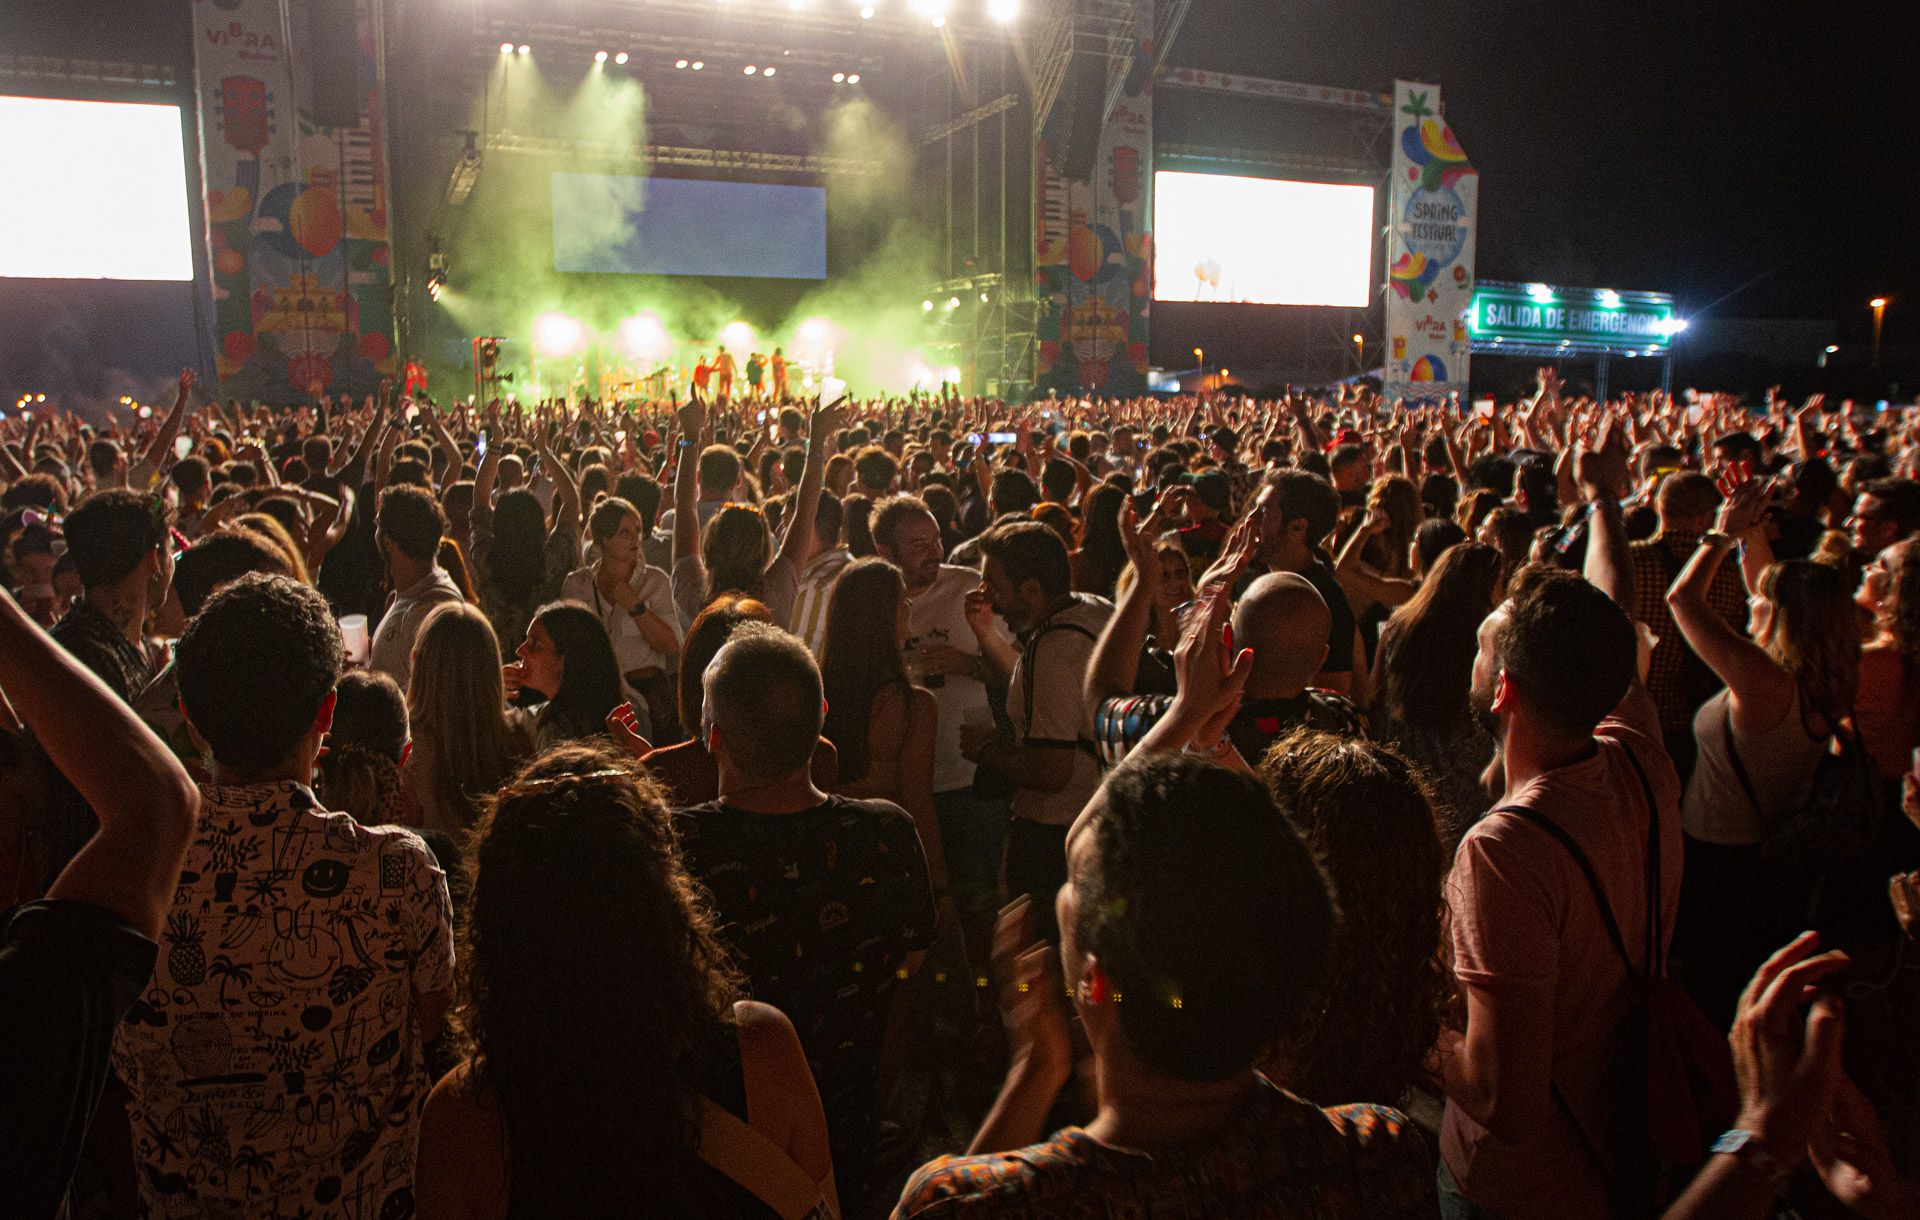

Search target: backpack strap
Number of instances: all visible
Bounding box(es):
[1020,613,1102,760]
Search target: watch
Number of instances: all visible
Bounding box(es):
[1710,1129,1791,1185]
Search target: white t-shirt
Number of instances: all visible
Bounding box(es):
[905,564,1014,794]
[559,561,681,674]
[1008,593,1113,825]
[791,548,853,661]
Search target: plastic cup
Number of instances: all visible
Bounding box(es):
[339,614,370,665]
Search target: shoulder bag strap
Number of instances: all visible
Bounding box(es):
[1490,804,1635,977]
[695,1098,839,1220]
[1491,801,1635,1200]
[1719,712,1766,827]
[1618,744,1666,975]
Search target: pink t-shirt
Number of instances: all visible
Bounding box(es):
[1441,717,1683,1220]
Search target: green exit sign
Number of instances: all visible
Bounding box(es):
[1468,282,1678,355]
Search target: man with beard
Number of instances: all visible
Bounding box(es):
[1433,422,1686,1220]
[874,495,1016,965]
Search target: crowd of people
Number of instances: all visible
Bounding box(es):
[2,365,1919,1219]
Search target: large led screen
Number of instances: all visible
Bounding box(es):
[1153,172,1373,306]
[0,97,195,281]
[551,174,827,279]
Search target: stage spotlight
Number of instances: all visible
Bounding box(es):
[861,5,876,16]
[980,291,990,302]
[988,0,1018,21]
[764,66,776,76]
[946,296,960,309]
[944,367,961,384]
[676,58,689,68]
[516,44,530,55]
[846,73,860,82]
[745,65,758,74]
[595,50,608,63]
[619,313,669,360]
[931,14,945,26]
[615,51,629,64]
[691,60,705,70]
[499,41,514,54]
[922,299,934,311]
[832,71,846,83]
[721,321,757,350]
[796,317,833,348]
[533,311,585,357]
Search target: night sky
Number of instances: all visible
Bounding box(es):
[1171,0,1920,349]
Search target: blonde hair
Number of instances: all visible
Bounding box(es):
[1756,559,1861,721]
[234,512,310,584]
[407,602,529,832]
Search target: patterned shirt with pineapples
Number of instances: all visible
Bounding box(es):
[110,781,455,1220]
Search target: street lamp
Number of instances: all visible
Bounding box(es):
[1352,332,1365,371]
[1192,346,1205,387]
[1871,297,1889,370]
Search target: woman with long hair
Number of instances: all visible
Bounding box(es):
[1669,474,1863,1026]
[1370,541,1504,828]
[470,438,582,662]
[671,399,838,631]
[415,745,838,1219]
[820,559,946,901]
[405,603,532,837]
[1856,536,1920,780]
[1071,482,1129,597]
[315,670,420,828]
[1332,478,1423,635]
[562,496,682,740]
[504,601,626,751]
[1259,729,1453,1107]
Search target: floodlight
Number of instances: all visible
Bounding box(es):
[988,0,1018,22]
[532,312,585,357]
[615,52,629,64]
[595,50,608,63]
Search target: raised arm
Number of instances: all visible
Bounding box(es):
[1668,476,1796,729]
[129,368,195,490]
[1084,502,1162,706]
[0,588,198,938]
[1577,414,1661,737]
[539,438,581,537]
[672,398,706,568]
[773,399,845,575]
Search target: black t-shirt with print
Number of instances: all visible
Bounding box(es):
[675,794,936,1207]
[0,900,157,1220]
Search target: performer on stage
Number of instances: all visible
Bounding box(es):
[692,355,713,399]
[713,345,737,404]
[770,347,789,401]
[403,356,428,398]
[744,351,765,401]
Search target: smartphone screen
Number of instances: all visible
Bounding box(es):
[988,431,1017,444]
[173,435,193,460]
[757,410,767,423]
[1473,398,1496,422]
[476,430,489,457]
[967,433,984,446]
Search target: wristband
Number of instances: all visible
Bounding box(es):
[1182,737,1233,760]
[1710,1129,1791,1185]
[1698,530,1737,550]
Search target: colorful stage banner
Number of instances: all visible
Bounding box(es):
[1035,4,1153,399]
[192,0,396,403]
[1383,80,1477,404]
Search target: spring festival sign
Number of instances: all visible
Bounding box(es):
[1383,81,1478,403]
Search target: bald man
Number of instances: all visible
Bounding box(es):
[1089,571,1366,768]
